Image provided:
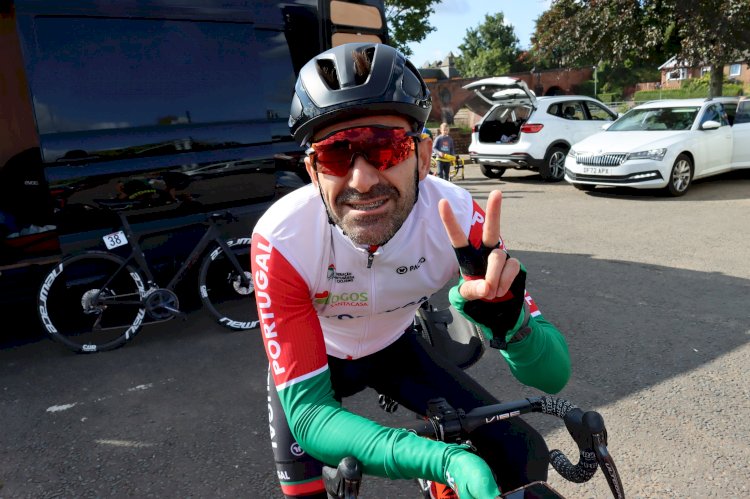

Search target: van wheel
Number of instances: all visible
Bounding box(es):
[479,164,506,179]
[665,154,693,197]
[540,147,567,182]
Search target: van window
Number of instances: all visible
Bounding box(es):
[26,17,294,138]
[330,1,383,28]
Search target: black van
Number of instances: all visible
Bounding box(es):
[0,0,387,334]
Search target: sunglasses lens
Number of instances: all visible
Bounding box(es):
[311,126,415,176]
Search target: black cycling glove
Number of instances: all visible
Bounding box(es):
[448,243,528,349]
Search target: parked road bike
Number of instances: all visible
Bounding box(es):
[37,199,257,353]
[322,302,624,499]
[430,153,465,181]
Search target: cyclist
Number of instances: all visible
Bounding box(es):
[251,43,571,499]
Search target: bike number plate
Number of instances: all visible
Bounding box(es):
[103,230,129,250]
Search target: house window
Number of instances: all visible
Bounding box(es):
[729,64,742,77]
[701,66,711,76]
[666,68,687,81]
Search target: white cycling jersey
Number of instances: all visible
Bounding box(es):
[252,175,490,361]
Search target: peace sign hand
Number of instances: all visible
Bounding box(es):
[439,190,520,300]
[439,190,528,344]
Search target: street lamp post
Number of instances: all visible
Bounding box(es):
[593,65,598,98]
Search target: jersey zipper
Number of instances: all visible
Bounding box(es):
[366,245,377,268]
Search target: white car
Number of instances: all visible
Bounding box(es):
[464,77,618,181]
[565,97,750,196]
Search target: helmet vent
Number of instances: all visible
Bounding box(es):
[353,47,375,85]
[317,59,340,90]
[403,60,425,99]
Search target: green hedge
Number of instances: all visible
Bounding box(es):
[634,83,745,101]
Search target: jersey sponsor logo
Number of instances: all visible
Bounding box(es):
[396,256,426,274]
[267,371,278,449]
[315,291,369,307]
[277,470,291,480]
[326,264,354,283]
[321,295,428,319]
[254,237,285,376]
[314,291,330,305]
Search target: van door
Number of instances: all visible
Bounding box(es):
[319,0,389,49]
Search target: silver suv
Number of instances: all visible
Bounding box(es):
[464,77,618,181]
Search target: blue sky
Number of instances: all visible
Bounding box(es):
[406,0,552,68]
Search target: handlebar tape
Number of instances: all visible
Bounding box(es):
[538,396,598,483]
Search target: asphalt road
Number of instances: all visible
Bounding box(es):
[2,165,749,498]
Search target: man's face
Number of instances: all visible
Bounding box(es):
[304,115,432,246]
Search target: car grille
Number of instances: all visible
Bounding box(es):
[574,153,627,166]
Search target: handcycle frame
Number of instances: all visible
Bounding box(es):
[431,153,465,181]
[37,199,256,353]
[323,395,624,499]
[321,303,624,499]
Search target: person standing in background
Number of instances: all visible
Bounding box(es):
[433,122,454,181]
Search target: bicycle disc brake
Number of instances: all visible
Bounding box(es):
[231,271,254,296]
[144,289,180,320]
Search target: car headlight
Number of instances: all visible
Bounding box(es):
[626,148,667,161]
[568,148,580,158]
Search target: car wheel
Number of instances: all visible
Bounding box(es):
[573,183,596,192]
[540,147,567,182]
[665,153,693,197]
[479,164,506,179]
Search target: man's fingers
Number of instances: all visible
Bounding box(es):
[439,199,469,248]
[460,253,520,301]
[482,190,503,248]
[496,257,520,298]
[484,250,519,297]
[459,279,490,300]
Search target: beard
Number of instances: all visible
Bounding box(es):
[327,169,418,246]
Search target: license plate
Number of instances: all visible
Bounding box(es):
[582,166,611,175]
[103,230,128,250]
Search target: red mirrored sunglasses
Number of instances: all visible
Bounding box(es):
[308,125,420,177]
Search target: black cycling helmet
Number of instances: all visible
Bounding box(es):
[289,43,432,146]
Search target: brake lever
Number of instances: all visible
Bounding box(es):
[583,411,625,499]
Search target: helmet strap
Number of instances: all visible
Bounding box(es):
[314,171,338,227]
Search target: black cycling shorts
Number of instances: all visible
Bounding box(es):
[266,328,549,498]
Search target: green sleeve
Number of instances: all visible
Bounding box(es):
[495,312,570,394]
[449,286,571,394]
[277,366,469,484]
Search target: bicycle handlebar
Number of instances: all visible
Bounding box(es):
[401,396,624,499]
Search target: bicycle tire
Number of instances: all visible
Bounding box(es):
[199,237,259,331]
[38,251,147,353]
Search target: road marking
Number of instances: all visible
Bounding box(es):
[46,403,77,412]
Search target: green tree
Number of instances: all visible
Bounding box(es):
[532,0,750,96]
[455,12,521,77]
[385,0,442,57]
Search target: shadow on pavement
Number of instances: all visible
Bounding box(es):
[1,249,748,497]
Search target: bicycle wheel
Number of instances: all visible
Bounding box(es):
[199,237,259,331]
[38,251,147,353]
